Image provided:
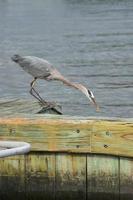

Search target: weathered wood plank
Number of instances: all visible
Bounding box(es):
[25,153,55,200]
[0,153,132,200]
[0,117,132,157]
[87,155,119,200]
[91,120,133,157]
[0,118,92,153]
[55,153,86,200]
[0,155,25,199]
[120,157,133,200]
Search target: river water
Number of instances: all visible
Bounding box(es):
[0,0,133,117]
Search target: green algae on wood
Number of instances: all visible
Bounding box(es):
[0,154,133,200]
[25,153,55,200]
[55,153,86,200]
[87,155,119,200]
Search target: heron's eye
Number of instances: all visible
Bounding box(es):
[88,90,91,95]
[11,54,20,62]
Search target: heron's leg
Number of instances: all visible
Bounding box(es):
[30,78,55,107]
[32,87,46,103]
[30,78,44,104]
[30,78,62,114]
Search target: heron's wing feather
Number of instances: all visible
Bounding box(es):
[18,56,53,78]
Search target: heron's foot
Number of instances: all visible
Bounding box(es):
[44,102,57,109]
[37,100,63,115]
[39,100,61,108]
[38,100,62,113]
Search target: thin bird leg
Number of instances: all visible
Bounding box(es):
[31,87,46,105]
[32,87,58,109]
[30,78,45,105]
[32,88,46,103]
[30,78,55,108]
[32,87,47,103]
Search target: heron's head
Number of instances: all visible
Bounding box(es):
[11,54,22,63]
[87,89,100,111]
[75,83,100,111]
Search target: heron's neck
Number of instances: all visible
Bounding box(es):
[59,76,79,89]
[59,75,92,100]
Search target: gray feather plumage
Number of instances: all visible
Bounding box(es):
[17,56,54,78]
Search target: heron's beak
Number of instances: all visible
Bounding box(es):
[88,90,100,112]
[90,97,100,112]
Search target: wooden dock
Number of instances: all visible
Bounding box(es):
[0,115,133,200]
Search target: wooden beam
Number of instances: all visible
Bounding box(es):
[91,120,133,157]
[0,117,133,157]
[0,117,92,153]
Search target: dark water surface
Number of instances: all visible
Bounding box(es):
[0,0,133,117]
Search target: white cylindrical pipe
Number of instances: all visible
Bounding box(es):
[0,141,31,158]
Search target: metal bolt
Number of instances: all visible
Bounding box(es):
[104,144,108,148]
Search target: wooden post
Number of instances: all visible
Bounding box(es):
[0,155,25,199]
[87,155,119,200]
[25,153,55,200]
[120,158,133,200]
[55,153,86,200]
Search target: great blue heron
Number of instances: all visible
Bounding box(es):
[11,54,99,111]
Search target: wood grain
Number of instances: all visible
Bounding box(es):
[55,153,86,200]
[0,117,133,157]
[120,157,133,200]
[0,118,92,153]
[91,120,133,157]
[0,153,132,200]
[87,155,119,200]
[25,153,55,200]
[0,155,25,199]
